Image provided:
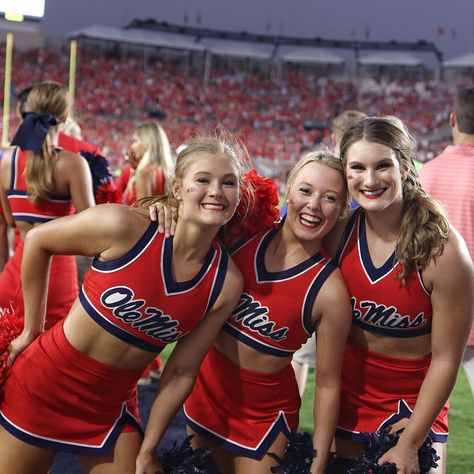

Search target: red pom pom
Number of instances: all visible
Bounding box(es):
[0,309,24,401]
[95,181,121,204]
[223,169,280,247]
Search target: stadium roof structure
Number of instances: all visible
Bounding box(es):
[67,20,443,68]
[442,52,474,68]
[357,51,422,67]
[276,46,344,65]
[198,38,273,59]
[67,25,205,51]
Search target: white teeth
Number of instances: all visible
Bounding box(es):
[301,214,321,224]
[362,189,384,196]
[202,203,225,210]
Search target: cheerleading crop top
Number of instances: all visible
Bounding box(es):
[336,210,432,338]
[223,228,337,357]
[7,147,74,223]
[80,222,229,352]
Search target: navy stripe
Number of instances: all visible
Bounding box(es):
[257,229,324,281]
[0,405,143,456]
[335,427,447,443]
[184,409,291,459]
[335,209,359,264]
[92,221,158,271]
[7,190,71,201]
[228,237,247,255]
[12,214,54,223]
[79,290,165,352]
[9,147,17,191]
[163,236,216,294]
[302,260,337,334]
[205,248,228,314]
[353,319,431,337]
[359,213,397,282]
[222,323,293,357]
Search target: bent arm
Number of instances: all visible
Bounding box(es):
[379,230,474,470]
[311,271,352,474]
[7,205,142,363]
[136,262,243,473]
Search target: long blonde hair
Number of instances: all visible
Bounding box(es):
[24,82,68,203]
[339,116,450,279]
[134,122,173,190]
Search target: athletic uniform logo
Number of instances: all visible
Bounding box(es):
[230,293,289,342]
[351,296,426,330]
[101,286,182,343]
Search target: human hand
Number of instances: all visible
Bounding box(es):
[378,444,420,474]
[135,451,164,474]
[149,202,177,237]
[5,331,35,367]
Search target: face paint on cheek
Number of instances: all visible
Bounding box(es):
[288,198,295,205]
[186,187,197,194]
[347,174,354,180]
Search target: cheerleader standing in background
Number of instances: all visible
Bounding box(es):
[118,121,174,205]
[0,81,95,329]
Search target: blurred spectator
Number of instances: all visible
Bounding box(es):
[419,86,474,396]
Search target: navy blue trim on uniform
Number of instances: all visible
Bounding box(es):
[10,214,54,223]
[162,236,216,294]
[335,209,359,264]
[359,213,397,282]
[205,247,228,313]
[302,260,337,334]
[92,222,158,271]
[0,404,144,456]
[352,319,432,338]
[228,237,247,255]
[184,408,291,459]
[9,147,18,190]
[79,289,165,353]
[256,229,324,282]
[222,323,294,357]
[7,189,71,201]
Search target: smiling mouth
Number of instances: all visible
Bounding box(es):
[360,189,386,199]
[202,203,226,211]
[300,213,322,227]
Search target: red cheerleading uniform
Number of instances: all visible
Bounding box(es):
[0,222,229,454]
[184,228,337,459]
[335,211,448,442]
[0,148,77,329]
[80,222,228,352]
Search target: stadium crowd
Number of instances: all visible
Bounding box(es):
[0,44,463,173]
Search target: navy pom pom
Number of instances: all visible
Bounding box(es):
[268,431,316,473]
[330,429,439,474]
[158,435,222,474]
[80,151,120,204]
